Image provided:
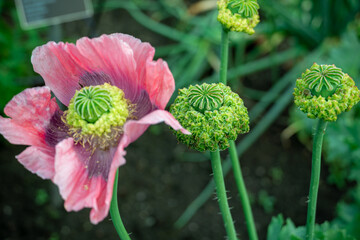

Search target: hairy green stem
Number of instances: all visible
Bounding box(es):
[229,140,258,240]
[306,119,327,240]
[219,23,257,240]
[210,149,238,240]
[219,29,229,84]
[110,169,131,240]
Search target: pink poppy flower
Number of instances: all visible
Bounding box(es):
[0,33,189,224]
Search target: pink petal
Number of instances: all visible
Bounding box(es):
[113,33,155,82]
[0,87,59,179]
[0,87,58,146]
[32,34,175,110]
[75,35,138,100]
[114,34,174,109]
[16,146,55,179]
[31,42,89,106]
[122,109,190,148]
[54,138,126,224]
[144,59,175,109]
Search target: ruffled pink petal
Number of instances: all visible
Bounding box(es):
[16,146,55,179]
[31,42,90,105]
[54,138,126,224]
[75,35,138,100]
[0,86,58,146]
[144,59,175,109]
[32,34,174,109]
[0,86,59,179]
[114,34,174,109]
[121,109,190,149]
[113,33,155,82]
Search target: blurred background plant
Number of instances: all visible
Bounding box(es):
[0,1,45,111]
[1,0,360,239]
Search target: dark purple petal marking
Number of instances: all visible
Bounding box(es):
[74,143,118,181]
[78,72,158,118]
[45,110,69,147]
[132,89,157,119]
[79,72,112,87]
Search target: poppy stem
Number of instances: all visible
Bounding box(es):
[110,169,131,240]
[219,26,258,240]
[210,149,238,240]
[219,28,229,85]
[306,119,327,240]
[229,140,258,240]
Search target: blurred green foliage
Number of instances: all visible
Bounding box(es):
[260,0,360,48]
[258,190,276,214]
[0,1,45,111]
[267,214,356,240]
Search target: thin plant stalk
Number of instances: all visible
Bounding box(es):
[229,140,258,240]
[210,149,238,240]
[219,26,258,239]
[219,29,229,85]
[110,169,131,240]
[306,119,327,240]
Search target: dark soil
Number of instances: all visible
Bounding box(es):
[0,120,343,240]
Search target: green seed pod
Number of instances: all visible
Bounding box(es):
[217,0,260,35]
[74,86,112,123]
[170,83,250,152]
[293,63,360,121]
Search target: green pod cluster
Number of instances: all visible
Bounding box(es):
[294,63,360,121]
[170,83,250,152]
[217,0,260,35]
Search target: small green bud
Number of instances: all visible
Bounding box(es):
[170,83,250,152]
[217,0,260,35]
[294,63,360,121]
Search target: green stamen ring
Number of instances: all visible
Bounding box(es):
[294,63,360,121]
[170,83,250,152]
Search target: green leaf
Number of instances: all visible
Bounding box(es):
[267,214,284,240]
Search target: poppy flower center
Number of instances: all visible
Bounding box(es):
[65,83,132,149]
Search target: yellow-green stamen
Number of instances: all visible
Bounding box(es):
[66,83,131,148]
